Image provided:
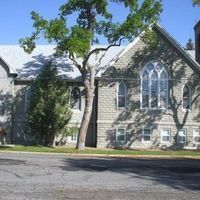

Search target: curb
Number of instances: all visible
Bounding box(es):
[0,150,200,159]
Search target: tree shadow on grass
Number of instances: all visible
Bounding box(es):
[60,157,200,191]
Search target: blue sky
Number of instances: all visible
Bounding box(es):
[0,0,199,47]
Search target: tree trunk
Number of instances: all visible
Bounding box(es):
[76,68,95,150]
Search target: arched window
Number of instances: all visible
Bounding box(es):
[117,82,126,108]
[182,85,191,110]
[25,86,31,112]
[70,87,81,110]
[141,61,168,109]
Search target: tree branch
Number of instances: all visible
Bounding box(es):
[82,37,125,67]
[68,53,83,75]
[94,51,106,68]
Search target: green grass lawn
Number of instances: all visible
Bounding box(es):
[0,145,200,157]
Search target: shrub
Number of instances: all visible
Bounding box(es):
[27,62,72,146]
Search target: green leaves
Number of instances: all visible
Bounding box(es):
[109,0,162,42]
[20,0,163,59]
[66,26,92,57]
[19,35,36,54]
[20,11,69,53]
[44,18,68,43]
[28,62,72,146]
[193,0,200,6]
[31,11,48,30]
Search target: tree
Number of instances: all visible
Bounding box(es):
[186,38,194,50]
[28,62,71,147]
[193,0,200,6]
[19,0,163,150]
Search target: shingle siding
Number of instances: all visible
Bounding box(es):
[0,24,199,149]
[96,28,200,149]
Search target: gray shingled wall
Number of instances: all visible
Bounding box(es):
[0,59,14,144]
[96,28,200,149]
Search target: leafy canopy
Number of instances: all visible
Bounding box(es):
[20,0,162,60]
[27,62,72,146]
[193,0,200,6]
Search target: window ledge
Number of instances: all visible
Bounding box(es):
[71,109,81,113]
[116,141,126,144]
[142,141,152,143]
[140,108,167,112]
[161,141,171,144]
[117,107,127,110]
[182,108,191,112]
[177,142,186,144]
[193,142,200,145]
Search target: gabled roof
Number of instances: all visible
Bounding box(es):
[0,45,124,80]
[0,23,199,80]
[187,50,195,59]
[98,23,200,76]
[154,23,200,73]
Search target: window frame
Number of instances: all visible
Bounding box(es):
[177,129,187,144]
[70,132,78,143]
[140,61,168,110]
[117,82,126,109]
[142,128,152,143]
[70,87,81,111]
[24,86,31,112]
[182,84,192,111]
[161,129,171,143]
[116,128,126,143]
[67,132,78,143]
[193,129,200,144]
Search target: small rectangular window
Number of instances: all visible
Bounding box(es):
[161,129,171,143]
[68,131,78,143]
[116,128,126,143]
[142,129,151,142]
[177,129,187,144]
[71,132,78,142]
[193,129,200,144]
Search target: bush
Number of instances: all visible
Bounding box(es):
[27,62,72,146]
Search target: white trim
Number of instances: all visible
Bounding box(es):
[0,55,17,75]
[116,81,126,109]
[161,129,171,143]
[108,32,145,68]
[67,132,78,143]
[142,128,152,143]
[154,23,200,72]
[193,129,200,144]
[177,129,187,144]
[182,84,192,111]
[116,128,126,143]
[100,23,200,78]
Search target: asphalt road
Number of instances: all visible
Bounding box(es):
[0,152,200,200]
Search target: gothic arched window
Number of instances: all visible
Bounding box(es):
[182,84,191,110]
[117,82,126,108]
[141,61,168,109]
[70,87,81,110]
